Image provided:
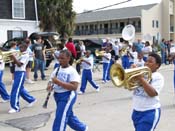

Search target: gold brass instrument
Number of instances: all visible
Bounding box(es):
[110,63,152,90]
[45,48,56,53]
[0,50,20,63]
[95,49,105,57]
[75,57,84,64]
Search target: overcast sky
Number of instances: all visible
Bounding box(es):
[73,0,162,13]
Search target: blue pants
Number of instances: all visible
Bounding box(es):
[161,51,166,64]
[0,70,10,100]
[102,62,110,82]
[53,91,86,131]
[132,108,161,131]
[107,60,114,80]
[122,55,130,69]
[34,58,46,79]
[10,71,35,111]
[80,69,98,93]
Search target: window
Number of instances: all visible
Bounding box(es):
[7,30,27,40]
[12,30,23,38]
[12,0,25,19]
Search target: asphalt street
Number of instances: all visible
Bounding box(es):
[0,63,175,131]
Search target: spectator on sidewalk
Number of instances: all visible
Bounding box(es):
[31,35,46,81]
[25,38,34,84]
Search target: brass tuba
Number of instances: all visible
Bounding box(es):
[95,49,105,57]
[110,63,152,90]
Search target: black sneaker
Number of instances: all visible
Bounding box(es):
[34,78,37,81]
[42,78,47,80]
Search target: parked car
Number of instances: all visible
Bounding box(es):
[1,32,59,68]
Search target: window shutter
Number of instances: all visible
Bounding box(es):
[7,30,13,40]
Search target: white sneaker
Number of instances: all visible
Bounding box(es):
[78,91,84,95]
[26,79,35,84]
[26,99,37,108]
[85,126,88,131]
[102,80,106,83]
[96,87,100,92]
[2,99,10,103]
[8,108,19,114]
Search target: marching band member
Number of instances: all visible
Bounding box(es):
[8,44,36,113]
[107,43,115,81]
[129,45,138,68]
[142,41,152,62]
[121,41,130,69]
[131,53,145,68]
[47,50,88,131]
[131,53,163,131]
[0,59,10,102]
[78,50,100,94]
[102,46,111,83]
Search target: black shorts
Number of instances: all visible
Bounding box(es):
[26,61,33,68]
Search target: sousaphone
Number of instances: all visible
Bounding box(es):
[122,24,135,44]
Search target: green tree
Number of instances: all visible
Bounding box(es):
[38,0,76,39]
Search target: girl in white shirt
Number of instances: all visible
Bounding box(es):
[132,53,164,131]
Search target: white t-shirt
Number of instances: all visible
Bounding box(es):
[134,59,145,67]
[129,51,138,63]
[102,52,111,63]
[15,51,29,71]
[113,44,120,56]
[81,56,93,69]
[80,44,86,56]
[27,47,34,61]
[132,72,164,111]
[142,46,152,57]
[53,50,60,64]
[50,66,80,93]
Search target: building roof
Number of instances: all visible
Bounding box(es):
[76,4,157,23]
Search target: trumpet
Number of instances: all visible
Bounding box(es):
[95,49,105,57]
[0,50,20,63]
[110,63,152,90]
[75,57,84,64]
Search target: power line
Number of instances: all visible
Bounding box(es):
[78,0,132,14]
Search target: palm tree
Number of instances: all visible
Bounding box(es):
[38,0,76,39]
